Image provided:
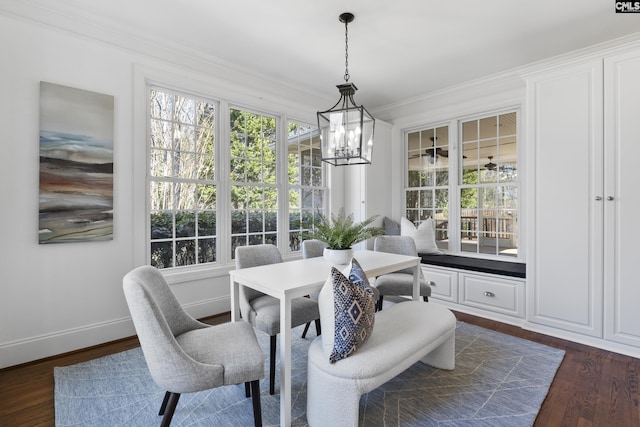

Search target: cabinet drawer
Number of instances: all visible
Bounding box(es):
[460,273,524,317]
[422,266,457,302]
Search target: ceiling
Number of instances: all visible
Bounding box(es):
[6,0,640,112]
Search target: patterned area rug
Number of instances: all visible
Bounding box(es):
[54,320,564,426]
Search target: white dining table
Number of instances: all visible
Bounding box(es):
[228,249,421,427]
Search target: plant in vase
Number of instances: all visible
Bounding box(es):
[304,208,385,265]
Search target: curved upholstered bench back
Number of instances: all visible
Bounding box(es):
[307,301,456,427]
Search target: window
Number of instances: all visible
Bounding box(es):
[229,108,278,256]
[460,112,518,257]
[405,110,519,258]
[406,125,450,251]
[148,86,326,269]
[148,88,217,268]
[287,121,326,252]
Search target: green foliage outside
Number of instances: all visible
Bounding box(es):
[149,92,323,268]
[151,210,319,267]
[461,169,479,209]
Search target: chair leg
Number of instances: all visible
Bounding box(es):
[250,379,263,427]
[301,322,311,338]
[423,295,429,302]
[377,295,384,311]
[245,381,251,397]
[314,319,321,336]
[159,391,171,415]
[159,392,180,427]
[269,335,277,395]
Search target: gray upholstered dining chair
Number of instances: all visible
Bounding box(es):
[301,238,329,259]
[373,235,433,310]
[299,239,381,337]
[123,266,264,427]
[235,244,321,395]
[300,239,328,338]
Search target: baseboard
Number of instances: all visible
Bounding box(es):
[430,299,526,328]
[522,321,640,360]
[430,300,640,359]
[0,297,230,369]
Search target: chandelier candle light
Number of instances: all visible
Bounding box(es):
[317,12,375,166]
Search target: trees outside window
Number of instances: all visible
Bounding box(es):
[229,108,278,257]
[148,87,326,269]
[286,122,325,252]
[149,88,216,268]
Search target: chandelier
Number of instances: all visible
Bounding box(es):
[317,12,375,166]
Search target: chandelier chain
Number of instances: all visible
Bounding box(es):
[344,19,350,82]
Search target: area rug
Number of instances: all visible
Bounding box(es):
[54,321,565,426]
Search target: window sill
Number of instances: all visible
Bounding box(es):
[161,263,235,285]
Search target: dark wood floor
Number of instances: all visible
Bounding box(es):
[1,311,639,426]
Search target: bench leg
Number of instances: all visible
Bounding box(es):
[420,329,455,370]
[307,359,361,427]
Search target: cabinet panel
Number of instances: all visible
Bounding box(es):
[526,60,604,336]
[460,273,524,317]
[422,266,457,302]
[604,50,640,347]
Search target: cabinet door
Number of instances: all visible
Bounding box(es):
[604,49,640,347]
[459,273,525,318]
[525,60,604,336]
[422,266,458,302]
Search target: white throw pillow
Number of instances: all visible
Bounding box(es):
[400,217,441,254]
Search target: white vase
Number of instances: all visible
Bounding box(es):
[323,248,353,266]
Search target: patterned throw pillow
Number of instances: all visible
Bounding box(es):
[326,258,376,363]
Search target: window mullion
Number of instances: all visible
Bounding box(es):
[276,115,289,254]
[449,120,461,253]
[217,101,230,265]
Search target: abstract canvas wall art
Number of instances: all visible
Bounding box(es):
[39,82,114,243]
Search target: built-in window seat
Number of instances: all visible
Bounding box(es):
[419,254,526,278]
[417,254,526,321]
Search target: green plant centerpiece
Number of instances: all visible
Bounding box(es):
[304,208,384,265]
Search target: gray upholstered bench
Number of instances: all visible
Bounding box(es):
[306,301,456,427]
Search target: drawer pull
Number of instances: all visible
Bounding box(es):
[483,291,495,297]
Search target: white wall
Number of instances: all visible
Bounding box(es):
[0,13,329,368]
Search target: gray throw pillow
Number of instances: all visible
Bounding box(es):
[383,217,401,235]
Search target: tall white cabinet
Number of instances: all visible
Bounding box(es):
[525,45,640,354]
[603,50,640,348]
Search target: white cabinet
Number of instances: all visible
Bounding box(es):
[421,265,458,302]
[459,273,525,318]
[525,46,640,348]
[422,265,525,321]
[603,50,640,348]
[525,59,604,337]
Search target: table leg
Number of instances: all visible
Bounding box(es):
[279,295,293,427]
[230,276,240,322]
